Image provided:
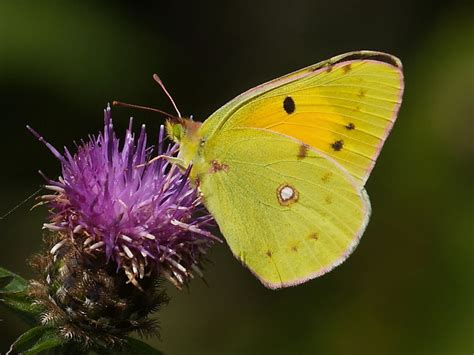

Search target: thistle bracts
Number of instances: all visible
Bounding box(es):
[28,233,167,348]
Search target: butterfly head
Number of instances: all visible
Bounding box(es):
[166,117,201,142]
[166,117,204,177]
[165,118,184,143]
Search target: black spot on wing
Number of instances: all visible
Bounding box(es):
[325,195,333,204]
[209,160,229,173]
[283,96,295,114]
[297,144,309,159]
[345,123,355,130]
[321,172,333,183]
[331,140,344,151]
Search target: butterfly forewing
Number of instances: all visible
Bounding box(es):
[201,52,403,186]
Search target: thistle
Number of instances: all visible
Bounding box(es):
[28,105,216,288]
[17,105,217,350]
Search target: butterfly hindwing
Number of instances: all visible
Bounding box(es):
[196,127,370,288]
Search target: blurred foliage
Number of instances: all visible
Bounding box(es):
[0,1,472,354]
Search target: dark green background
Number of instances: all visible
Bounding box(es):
[1,1,472,354]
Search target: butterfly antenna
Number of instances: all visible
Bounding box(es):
[112,101,176,119]
[152,74,182,118]
[0,186,44,221]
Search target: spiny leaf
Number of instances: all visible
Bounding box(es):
[7,326,64,355]
[0,266,28,292]
[0,266,40,324]
[0,275,14,289]
[0,290,41,325]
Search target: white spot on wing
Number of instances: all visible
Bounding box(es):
[276,183,299,206]
[280,186,294,201]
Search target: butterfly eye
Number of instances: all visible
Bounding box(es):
[172,123,183,141]
[165,120,183,143]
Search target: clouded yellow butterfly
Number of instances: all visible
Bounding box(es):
[167,50,404,289]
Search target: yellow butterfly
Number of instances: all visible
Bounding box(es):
[167,51,404,289]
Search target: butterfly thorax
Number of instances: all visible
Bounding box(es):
[166,118,205,181]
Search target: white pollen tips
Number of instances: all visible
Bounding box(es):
[44,185,65,193]
[89,241,105,250]
[120,234,133,243]
[277,183,299,206]
[50,240,66,255]
[122,245,135,259]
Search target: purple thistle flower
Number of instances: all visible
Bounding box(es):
[28,105,217,289]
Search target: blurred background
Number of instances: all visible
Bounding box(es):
[0,1,472,354]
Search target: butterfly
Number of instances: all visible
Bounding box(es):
[167,51,404,289]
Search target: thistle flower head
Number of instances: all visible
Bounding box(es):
[29,105,216,288]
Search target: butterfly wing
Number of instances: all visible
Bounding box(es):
[196,127,370,288]
[200,51,404,186]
